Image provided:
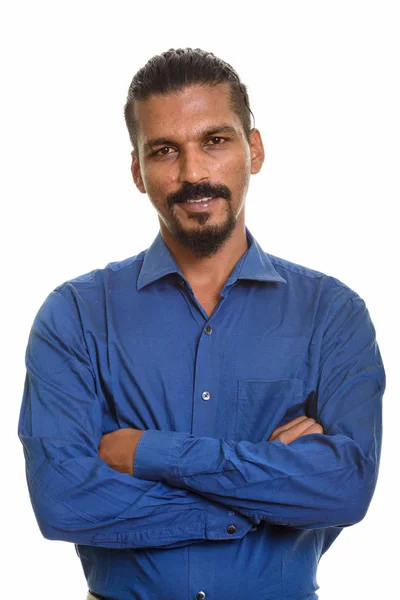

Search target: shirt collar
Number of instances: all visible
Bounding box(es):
[137,226,287,291]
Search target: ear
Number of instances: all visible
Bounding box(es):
[130,151,146,194]
[249,129,265,175]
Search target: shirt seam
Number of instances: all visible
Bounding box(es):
[268,255,325,279]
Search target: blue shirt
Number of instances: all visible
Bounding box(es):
[18,227,385,600]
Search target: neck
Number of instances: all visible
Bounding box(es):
[160,221,248,293]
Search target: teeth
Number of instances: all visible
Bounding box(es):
[186,197,213,204]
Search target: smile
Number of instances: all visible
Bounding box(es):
[185,197,213,204]
[176,196,221,213]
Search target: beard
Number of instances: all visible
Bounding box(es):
[164,181,238,259]
[168,198,237,259]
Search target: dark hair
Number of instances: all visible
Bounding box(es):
[124,47,254,155]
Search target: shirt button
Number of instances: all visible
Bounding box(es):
[178,279,186,288]
[196,592,206,600]
[227,525,236,534]
[201,391,211,401]
[204,325,212,335]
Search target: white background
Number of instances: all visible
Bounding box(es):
[2,1,398,598]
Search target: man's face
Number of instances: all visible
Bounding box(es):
[131,83,264,258]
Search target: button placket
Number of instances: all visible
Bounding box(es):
[191,292,219,443]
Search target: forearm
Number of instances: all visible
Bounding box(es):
[20,432,255,548]
[134,425,380,530]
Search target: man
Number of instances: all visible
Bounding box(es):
[19,48,385,600]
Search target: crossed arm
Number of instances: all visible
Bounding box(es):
[98,415,324,477]
[98,292,384,530]
[18,289,384,548]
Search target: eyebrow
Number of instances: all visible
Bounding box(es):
[144,124,238,151]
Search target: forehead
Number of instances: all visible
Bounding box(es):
[134,83,242,144]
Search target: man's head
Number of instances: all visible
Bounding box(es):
[124,48,264,258]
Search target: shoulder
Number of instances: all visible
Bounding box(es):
[52,250,146,301]
[268,253,325,280]
[267,251,362,308]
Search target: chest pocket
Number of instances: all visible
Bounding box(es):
[235,378,305,443]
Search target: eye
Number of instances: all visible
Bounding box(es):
[152,147,175,157]
[206,137,227,146]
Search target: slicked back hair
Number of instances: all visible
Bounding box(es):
[124,48,254,156]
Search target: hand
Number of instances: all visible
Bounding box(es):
[268,416,324,444]
[98,428,145,476]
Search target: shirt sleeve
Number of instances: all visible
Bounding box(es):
[134,294,385,530]
[18,290,255,549]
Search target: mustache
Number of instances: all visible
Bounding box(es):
[167,183,231,207]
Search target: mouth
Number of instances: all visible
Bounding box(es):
[184,196,214,204]
[177,196,222,213]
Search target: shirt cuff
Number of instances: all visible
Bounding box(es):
[134,429,189,483]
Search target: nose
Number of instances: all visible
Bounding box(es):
[178,146,210,185]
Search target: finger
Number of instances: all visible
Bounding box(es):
[268,416,310,440]
[278,418,316,444]
[269,417,315,442]
[274,415,310,432]
[297,423,324,438]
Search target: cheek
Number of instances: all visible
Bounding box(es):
[142,169,176,202]
[220,150,250,180]
[225,160,251,194]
